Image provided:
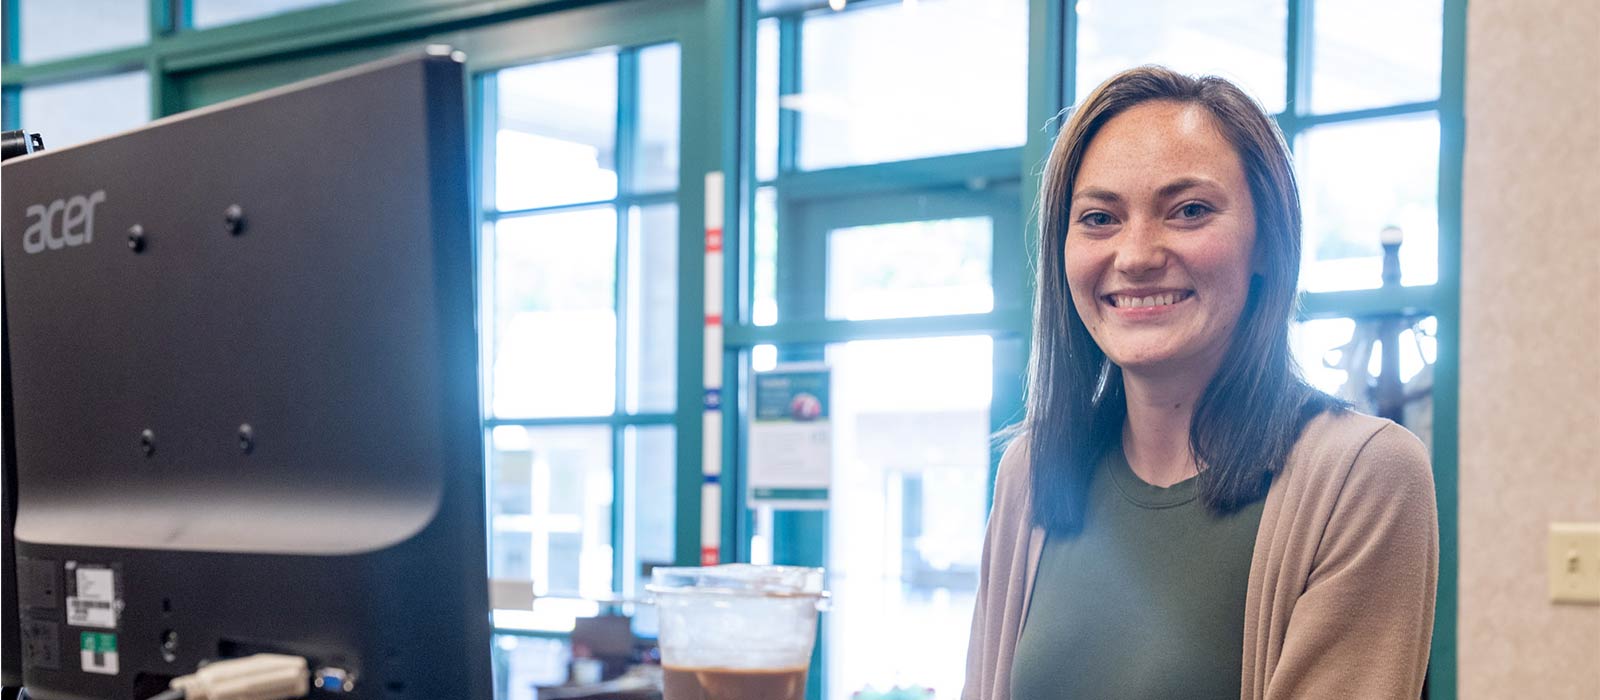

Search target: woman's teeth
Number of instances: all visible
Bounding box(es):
[1110,292,1189,308]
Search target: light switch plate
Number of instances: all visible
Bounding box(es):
[1549,522,1600,605]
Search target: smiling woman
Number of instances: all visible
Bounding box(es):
[1065,101,1257,397]
[964,67,1438,700]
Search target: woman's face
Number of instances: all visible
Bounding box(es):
[1064,100,1257,379]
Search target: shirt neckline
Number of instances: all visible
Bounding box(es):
[1105,442,1200,509]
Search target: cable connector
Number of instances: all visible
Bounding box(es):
[170,653,310,700]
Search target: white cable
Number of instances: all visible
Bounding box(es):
[170,653,310,700]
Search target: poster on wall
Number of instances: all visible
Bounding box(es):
[748,364,832,510]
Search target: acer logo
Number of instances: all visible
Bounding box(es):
[23,190,106,254]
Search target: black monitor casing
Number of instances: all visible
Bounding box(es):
[1,49,491,700]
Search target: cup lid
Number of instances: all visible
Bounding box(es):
[647,564,826,598]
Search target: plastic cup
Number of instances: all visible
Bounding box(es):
[648,564,827,700]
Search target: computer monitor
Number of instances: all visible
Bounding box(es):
[1,47,491,700]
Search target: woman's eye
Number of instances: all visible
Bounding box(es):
[1079,212,1113,227]
[1177,202,1213,219]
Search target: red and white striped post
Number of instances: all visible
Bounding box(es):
[700,171,725,566]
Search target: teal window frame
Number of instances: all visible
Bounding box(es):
[724,5,1036,699]
[477,42,679,611]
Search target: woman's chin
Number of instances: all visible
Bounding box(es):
[1107,348,1206,377]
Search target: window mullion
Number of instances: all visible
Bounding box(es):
[612,424,627,599]
[151,0,176,36]
[1059,0,1078,111]
[612,47,640,597]
[2,0,18,64]
[1,88,17,130]
[478,72,499,422]
[776,15,800,175]
[1286,0,1313,123]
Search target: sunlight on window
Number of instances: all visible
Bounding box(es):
[190,0,345,29]
[18,72,150,149]
[827,217,994,321]
[1296,114,1440,292]
[752,344,779,373]
[487,426,614,600]
[752,187,780,326]
[497,131,619,211]
[18,0,146,64]
[634,43,682,192]
[1291,316,1438,397]
[1311,0,1442,113]
[824,335,992,699]
[1075,0,1287,113]
[795,0,1028,169]
[490,208,617,418]
[495,51,618,210]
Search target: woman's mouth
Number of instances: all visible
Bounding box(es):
[1104,290,1194,309]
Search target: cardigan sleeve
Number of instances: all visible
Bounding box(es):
[961,487,999,700]
[1264,423,1439,700]
[962,440,1030,700]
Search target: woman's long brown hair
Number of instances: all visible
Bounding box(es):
[1021,65,1341,534]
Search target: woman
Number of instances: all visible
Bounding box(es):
[964,67,1438,700]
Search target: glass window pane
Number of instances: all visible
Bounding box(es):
[495,52,618,211]
[625,204,678,414]
[757,0,815,11]
[489,208,617,418]
[633,43,681,193]
[752,344,778,373]
[827,217,993,320]
[823,335,993,699]
[625,426,676,579]
[1291,317,1358,397]
[19,0,147,64]
[492,635,570,700]
[1075,0,1288,114]
[756,18,780,182]
[623,425,675,636]
[1291,315,1436,449]
[190,0,346,29]
[488,425,614,599]
[1296,114,1439,292]
[796,0,1028,169]
[18,72,150,150]
[1310,0,1442,114]
[751,186,779,326]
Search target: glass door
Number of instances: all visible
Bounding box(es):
[745,183,1026,700]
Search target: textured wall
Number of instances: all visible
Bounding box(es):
[1460,0,1600,697]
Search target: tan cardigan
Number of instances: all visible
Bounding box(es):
[962,410,1438,700]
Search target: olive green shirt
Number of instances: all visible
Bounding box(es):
[966,413,1438,700]
[1009,445,1266,700]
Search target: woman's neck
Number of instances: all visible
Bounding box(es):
[1120,367,1212,488]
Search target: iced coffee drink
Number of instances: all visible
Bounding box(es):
[649,565,827,700]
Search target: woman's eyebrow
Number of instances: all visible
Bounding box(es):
[1072,187,1122,205]
[1156,176,1223,200]
[1073,177,1224,206]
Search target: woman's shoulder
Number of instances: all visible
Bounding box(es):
[1283,408,1434,500]
[992,436,1032,511]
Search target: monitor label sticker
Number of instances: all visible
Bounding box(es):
[64,562,121,629]
[79,631,118,675]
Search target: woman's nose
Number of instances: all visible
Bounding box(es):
[1113,220,1169,276]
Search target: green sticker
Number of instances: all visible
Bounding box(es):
[79,632,116,654]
